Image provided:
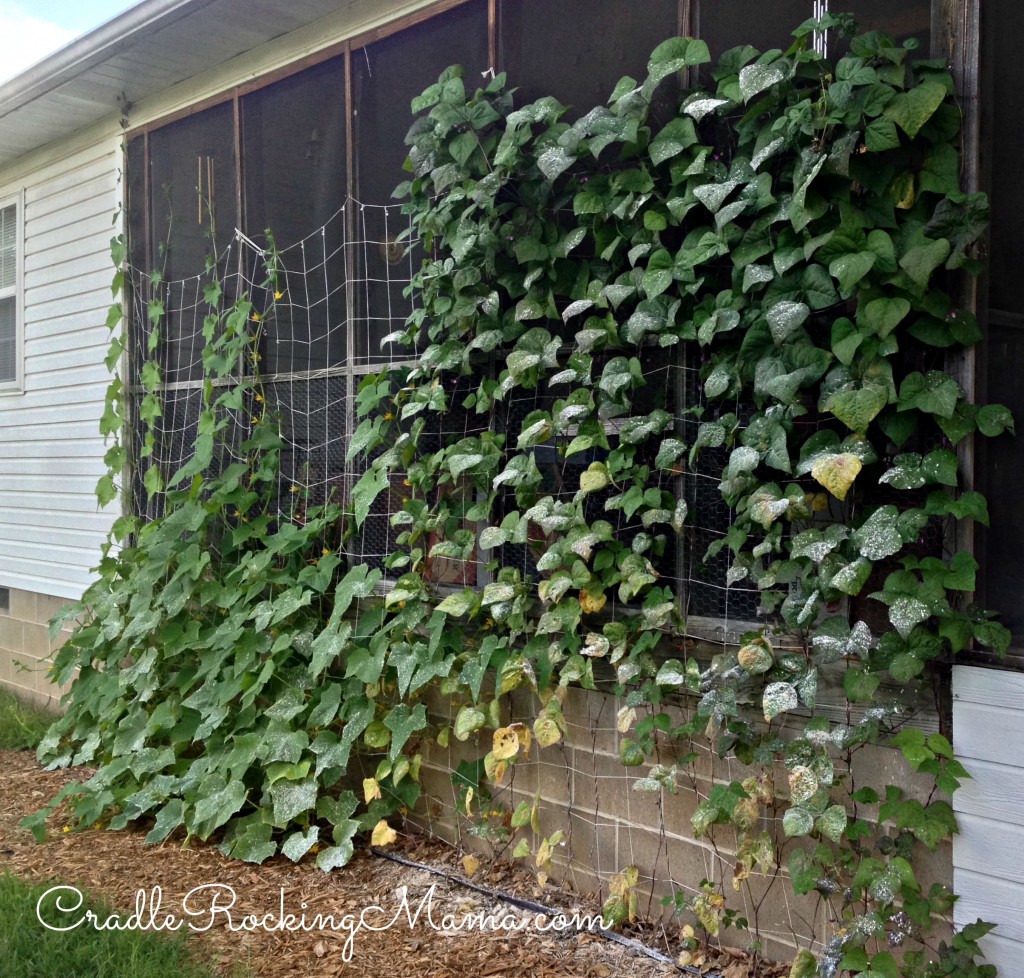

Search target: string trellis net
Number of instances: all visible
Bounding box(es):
[123,199,944,960]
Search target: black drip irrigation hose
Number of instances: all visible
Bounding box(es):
[369,847,721,977]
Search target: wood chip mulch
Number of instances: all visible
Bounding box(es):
[0,749,691,978]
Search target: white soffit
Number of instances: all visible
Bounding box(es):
[0,0,367,168]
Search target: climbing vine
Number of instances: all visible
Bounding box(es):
[33,14,1008,977]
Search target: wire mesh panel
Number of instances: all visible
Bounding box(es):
[115,7,959,965]
[352,0,489,364]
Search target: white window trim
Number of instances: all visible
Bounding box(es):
[0,188,24,394]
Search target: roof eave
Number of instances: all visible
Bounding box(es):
[0,0,215,119]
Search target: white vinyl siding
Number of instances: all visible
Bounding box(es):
[0,196,22,390]
[0,137,121,600]
[952,665,1024,976]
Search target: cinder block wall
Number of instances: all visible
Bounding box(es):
[0,586,74,709]
[410,684,952,964]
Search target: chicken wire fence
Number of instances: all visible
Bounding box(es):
[123,198,943,960]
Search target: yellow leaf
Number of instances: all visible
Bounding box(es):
[580,588,607,614]
[483,751,507,784]
[465,787,475,816]
[508,722,532,757]
[811,452,863,501]
[805,491,830,513]
[536,840,553,871]
[371,820,397,847]
[616,706,637,734]
[492,726,520,761]
[462,854,480,878]
[892,171,916,210]
[533,713,561,748]
[362,778,381,804]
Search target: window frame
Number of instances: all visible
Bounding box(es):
[0,189,24,395]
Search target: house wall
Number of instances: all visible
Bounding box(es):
[952,665,1024,976]
[0,0,444,702]
[0,125,124,701]
[0,586,76,709]
[0,131,123,599]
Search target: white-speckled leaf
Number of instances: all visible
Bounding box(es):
[788,766,818,805]
[656,659,687,686]
[737,640,774,674]
[767,300,810,344]
[562,299,594,322]
[889,596,930,638]
[763,681,799,721]
[683,97,730,121]
[739,62,789,102]
[817,805,848,844]
[782,806,814,837]
[852,506,902,560]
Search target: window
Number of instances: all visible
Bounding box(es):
[124,0,943,617]
[978,2,1024,650]
[0,194,22,391]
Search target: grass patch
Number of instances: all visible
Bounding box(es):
[0,688,54,750]
[0,872,227,978]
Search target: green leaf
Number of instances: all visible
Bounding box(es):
[352,465,389,527]
[859,297,910,337]
[844,667,881,702]
[829,251,876,296]
[270,779,318,826]
[831,319,863,366]
[898,371,960,419]
[766,300,809,344]
[146,799,185,844]
[436,588,478,617]
[977,404,1015,437]
[865,115,901,151]
[96,473,118,507]
[646,36,710,86]
[19,810,50,845]
[783,807,814,837]
[826,385,888,434]
[884,81,948,138]
[384,703,428,760]
[226,821,277,864]
[899,238,951,291]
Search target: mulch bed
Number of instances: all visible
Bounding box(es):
[0,750,789,978]
[0,749,672,978]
